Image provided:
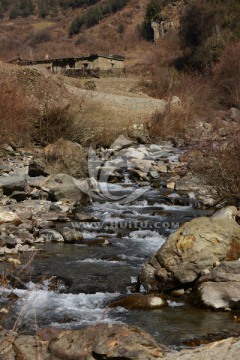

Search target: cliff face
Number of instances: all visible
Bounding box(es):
[151,0,185,42]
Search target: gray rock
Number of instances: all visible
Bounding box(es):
[0,236,17,249]
[58,227,83,243]
[154,162,168,173]
[175,174,202,192]
[12,229,34,245]
[129,168,149,181]
[230,107,240,122]
[28,157,49,177]
[149,170,159,179]
[198,281,240,310]
[140,217,240,292]
[196,260,240,309]
[129,158,153,173]
[10,191,27,202]
[122,148,147,160]
[0,176,27,196]
[41,174,89,204]
[110,134,136,151]
[40,229,64,242]
[212,206,239,220]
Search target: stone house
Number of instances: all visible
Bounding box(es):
[10,54,125,77]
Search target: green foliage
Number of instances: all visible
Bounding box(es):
[0,0,9,19]
[59,0,101,9]
[7,0,101,19]
[69,0,129,35]
[179,0,240,71]
[10,0,34,19]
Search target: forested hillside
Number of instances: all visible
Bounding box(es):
[0,1,102,19]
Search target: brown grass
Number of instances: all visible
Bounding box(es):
[148,75,217,141]
[0,75,34,146]
[44,138,84,163]
[191,135,240,206]
[214,42,240,108]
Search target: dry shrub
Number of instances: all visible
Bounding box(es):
[0,76,34,146]
[43,138,87,178]
[28,29,52,48]
[44,139,82,162]
[191,136,240,206]
[148,75,217,141]
[142,65,180,99]
[34,102,79,145]
[34,95,127,148]
[215,42,240,108]
[149,108,191,141]
[74,104,131,148]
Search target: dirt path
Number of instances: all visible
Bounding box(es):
[65,77,166,123]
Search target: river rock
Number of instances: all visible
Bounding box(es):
[154,162,168,173]
[110,134,136,151]
[122,148,147,160]
[10,191,27,202]
[140,217,240,292]
[28,157,49,177]
[129,159,153,172]
[163,336,240,360]
[0,176,27,196]
[0,329,17,360]
[29,139,88,179]
[196,260,240,310]
[48,324,164,359]
[13,335,50,360]
[0,236,18,248]
[107,294,167,310]
[230,107,240,122]
[39,229,64,242]
[212,206,239,220]
[58,227,83,243]
[41,173,89,204]
[129,168,149,181]
[85,238,111,246]
[0,212,21,225]
[13,229,34,245]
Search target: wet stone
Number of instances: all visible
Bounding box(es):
[58,227,83,244]
[40,229,64,242]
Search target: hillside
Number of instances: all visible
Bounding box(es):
[0,0,153,71]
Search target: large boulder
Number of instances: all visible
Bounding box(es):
[48,324,164,360]
[40,173,89,203]
[140,216,240,292]
[29,139,88,179]
[196,260,240,310]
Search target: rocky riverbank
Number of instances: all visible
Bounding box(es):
[1,135,240,357]
[1,324,240,360]
[0,136,196,258]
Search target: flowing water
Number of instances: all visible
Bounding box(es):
[1,147,240,349]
